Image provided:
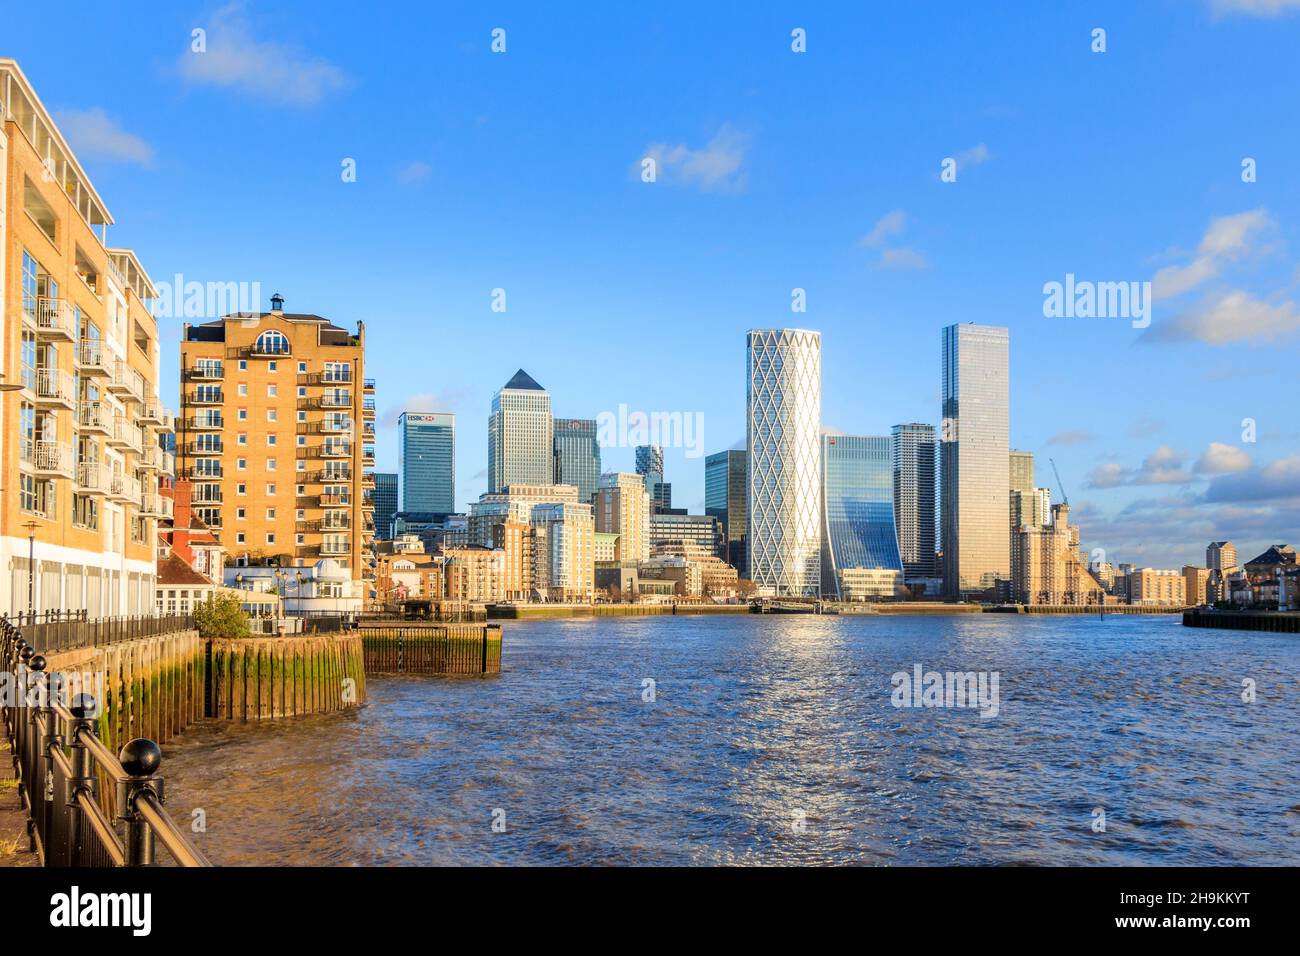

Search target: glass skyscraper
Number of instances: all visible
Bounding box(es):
[398,412,456,513]
[705,449,747,574]
[373,471,398,539]
[820,435,903,598]
[891,423,937,581]
[635,444,671,510]
[746,328,821,597]
[488,369,553,493]
[941,324,1010,597]
[553,418,601,502]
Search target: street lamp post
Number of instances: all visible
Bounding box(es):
[22,520,40,624]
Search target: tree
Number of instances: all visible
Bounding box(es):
[194,593,250,639]
[734,579,758,599]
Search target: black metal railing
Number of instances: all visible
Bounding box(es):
[0,617,211,867]
[12,612,196,654]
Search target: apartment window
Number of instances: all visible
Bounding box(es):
[266,435,277,447]
[297,386,307,398]
[267,409,277,422]
[268,360,279,371]
[267,385,278,398]
[296,509,305,520]
[267,483,277,496]
[296,534,305,546]
[23,177,58,244]
[237,458,247,470]
[298,362,307,373]
[194,358,224,378]
[237,483,247,496]
[20,475,55,518]
[73,495,99,531]
[297,436,306,446]
[296,485,306,496]
[238,433,247,445]
[238,384,248,397]
[323,362,351,384]
[237,508,246,520]
[238,409,247,420]
[266,508,277,520]
[239,360,247,371]
[236,533,246,544]
[297,411,306,422]
[266,533,277,545]
[296,460,306,472]
[267,459,277,471]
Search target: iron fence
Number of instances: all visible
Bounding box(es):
[0,617,211,867]
[11,613,196,654]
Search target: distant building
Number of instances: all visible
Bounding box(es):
[1206,541,1238,573]
[554,419,601,502]
[373,472,398,538]
[941,323,1010,598]
[705,449,747,575]
[595,472,651,563]
[1129,568,1187,606]
[891,424,937,582]
[1011,503,1106,606]
[488,369,553,493]
[468,484,592,602]
[649,510,724,560]
[747,329,822,598]
[820,435,904,600]
[635,445,671,510]
[1182,566,1211,607]
[1009,449,1035,494]
[1010,487,1052,532]
[399,412,455,513]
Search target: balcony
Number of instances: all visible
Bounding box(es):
[322,442,353,459]
[26,366,74,409]
[187,388,223,406]
[107,415,141,452]
[321,416,353,434]
[186,439,223,456]
[23,439,74,477]
[322,515,351,531]
[107,359,144,401]
[137,445,166,471]
[75,461,112,496]
[109,472,141,503]
[362,472,376,488]
[362,423,376,439]
[23,296,77,341]
[362,399,376,420]
[363,378,375,394]
[76,401,112,434]
[362,446,376,467]
[187,364,224,380]
[191,485,223,505]
[138,402,170,427]
[296,519,322,533]
[188,414,224,431]
[299,369,353,386]
[184,464,224,481]
[320,538,352,556]
[319,492,352,507]
[75,340,111,377]
[139,494,175,519]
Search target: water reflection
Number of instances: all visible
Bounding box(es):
[162,614,1300,865]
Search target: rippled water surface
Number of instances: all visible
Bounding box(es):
[163,614,1300,865]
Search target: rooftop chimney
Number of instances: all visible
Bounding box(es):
[270,292,284,313]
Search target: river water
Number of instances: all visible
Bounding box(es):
[162,614,1300,865]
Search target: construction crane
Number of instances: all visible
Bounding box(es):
[1049,458,1069,507]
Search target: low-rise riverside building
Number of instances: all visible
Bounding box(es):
[595,472,651,563]
[1,59,176,618]
[1128,567,1187,606]
[1182,566,1211,607]
[469,483,593,602]
[1011,504,1106,606]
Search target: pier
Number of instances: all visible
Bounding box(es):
[1183,608,1300,633]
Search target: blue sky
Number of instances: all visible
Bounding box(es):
[7,0,1300,568]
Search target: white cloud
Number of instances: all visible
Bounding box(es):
[1211,0,1300,16]
[179,3,350,106]
[1150,289,1300,345]
[54,109,154,166]
[639,124,749,193]
[1196,442,1253,475]
[861,210,907,249]
[1134,446,1194,485]
[955,143,991,168]
[1152,208,1274,300]
[876,247,929,271]
[1047,430,1096,446]
[1087,462,1128,489]
[397,162,432,186]
[1203,454,1300,503]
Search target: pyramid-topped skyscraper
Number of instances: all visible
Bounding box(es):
[488,369,554,493]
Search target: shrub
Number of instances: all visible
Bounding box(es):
[194,594,250,639]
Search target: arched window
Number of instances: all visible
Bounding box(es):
[254,330,290,355]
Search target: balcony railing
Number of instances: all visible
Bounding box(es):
[109,472,141,503]
[188,414,224,431]
[77,401,112,433]
[138,402,170,426]
[191,485,223,504]
[75,460,112,495]
[187,364,224,380]
[187,389,223,406]
[23,439,74,476]
[108,415,141,451]
[23,295,77,339]
[31,367,75,406]
[319,492,352,507]
[321,538,351,556]
[186,440,223,455]
[322,442,353,458]
[107,359,145,401]
[139,493,174,519]
[184,464,224,480]
[76,340,111,375]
